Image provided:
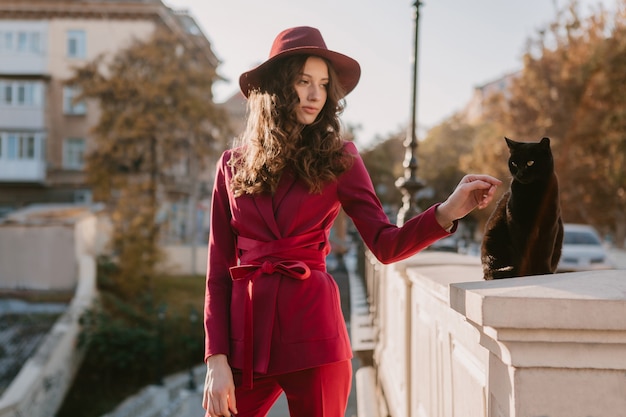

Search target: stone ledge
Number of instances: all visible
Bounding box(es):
[451,270,626,331]
[450,269,626,371]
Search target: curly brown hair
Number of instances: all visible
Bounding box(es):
[229,55,354,196]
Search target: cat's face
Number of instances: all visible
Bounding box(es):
[505,137,553,184]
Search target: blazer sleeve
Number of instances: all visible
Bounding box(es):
[204,151,237,362]
[338,141,454,264]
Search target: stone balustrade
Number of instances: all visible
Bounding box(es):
[356,250,626,417]
[451,268,626,417]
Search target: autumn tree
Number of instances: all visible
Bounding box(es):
[359,116,476,214]
[360,131,405,216]
[571,3,626,246]
[455,107,510,228]
[465,0,626,247]
[359,118,482,226]
[417,116,477,204]
[69,29,230,296]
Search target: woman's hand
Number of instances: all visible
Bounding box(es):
[435,174,502,229]
[203,354,237,417]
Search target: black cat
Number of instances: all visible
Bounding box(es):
[481,137,564,280]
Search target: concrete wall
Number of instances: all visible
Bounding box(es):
[360,251,626,417]
[0,207,108,290]
[161,244,207,276]
[0,212,99,417]
[0,223,76,290]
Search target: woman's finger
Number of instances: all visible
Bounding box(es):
[228,387,238,415]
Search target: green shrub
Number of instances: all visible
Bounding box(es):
[57,271,205,417]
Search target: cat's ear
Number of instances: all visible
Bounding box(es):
[540,137,551,146]
[504,137,516,149]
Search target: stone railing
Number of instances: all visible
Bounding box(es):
[354,250,626,417]
[0,212,99,417]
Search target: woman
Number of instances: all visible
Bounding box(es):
[203,26,500,417]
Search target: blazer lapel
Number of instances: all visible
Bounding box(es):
[254,193,281,238]
[252,170,298,239]
[273,169,297,210]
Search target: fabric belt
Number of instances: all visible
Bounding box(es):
[229,230,326,388]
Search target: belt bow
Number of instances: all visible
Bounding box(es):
[229,260,311,388]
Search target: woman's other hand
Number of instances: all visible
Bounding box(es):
[203,354,237,417]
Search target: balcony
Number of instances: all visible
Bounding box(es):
[0,159,46,183]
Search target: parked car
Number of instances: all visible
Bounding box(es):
[557,224,615,272]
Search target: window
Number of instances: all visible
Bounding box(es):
[0,132,43,161]
[2,84,12,105]
[0,30,43,54]
[3,32,13,51]
[0,81,41,107]
[63,85,86,115]
[67,30,86,58]
[22,135,35,158]
[17,32,28,52]
[6,133,18,159]
[16,84,28,104]
[63,138,85,169]
[4,133,35,159]
[17,83,36,105]
[30,32,41,53]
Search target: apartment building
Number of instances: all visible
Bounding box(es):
[0,0,221,227]
[461,71,518,125]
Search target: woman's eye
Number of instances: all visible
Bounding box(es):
[527,160,534,166]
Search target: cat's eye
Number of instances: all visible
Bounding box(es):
[527,161,534,166]
[511,161,517,167]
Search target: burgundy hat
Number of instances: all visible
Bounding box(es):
[239,26,361,98]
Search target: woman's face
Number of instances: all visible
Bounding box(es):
[293,56,329,125]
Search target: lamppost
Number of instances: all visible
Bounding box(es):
[396,0,425,226]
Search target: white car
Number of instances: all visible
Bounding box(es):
[557,224,615,272]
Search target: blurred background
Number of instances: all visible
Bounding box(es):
[1,0,625,416]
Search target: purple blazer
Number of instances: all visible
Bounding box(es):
[203,141,452,387]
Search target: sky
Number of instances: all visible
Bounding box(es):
[164,0,613,148]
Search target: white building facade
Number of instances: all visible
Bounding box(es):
[0,0,220,226]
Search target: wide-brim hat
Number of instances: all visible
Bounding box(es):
[239,26,361,98]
